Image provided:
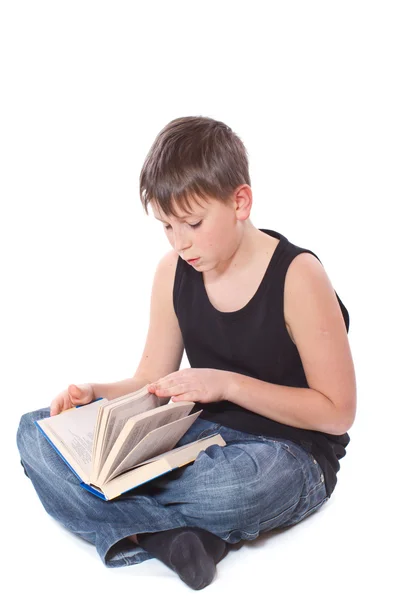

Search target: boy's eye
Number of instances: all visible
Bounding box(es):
[163,221,202,230]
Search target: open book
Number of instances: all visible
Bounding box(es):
[35,385,225,500]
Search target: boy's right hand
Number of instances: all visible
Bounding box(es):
[50,383,95,416]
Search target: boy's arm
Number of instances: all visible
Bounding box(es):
[90,250,183,405]
[226,254,356,436]
[225,375,347,435]
[91,376,151,401]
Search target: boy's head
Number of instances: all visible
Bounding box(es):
[139,116,251,219]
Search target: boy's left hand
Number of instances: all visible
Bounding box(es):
[147,368,229,404]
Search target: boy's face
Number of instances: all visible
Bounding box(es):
[150,195,241,270]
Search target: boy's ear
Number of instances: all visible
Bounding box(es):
[233,184,253,221]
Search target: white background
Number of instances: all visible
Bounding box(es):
[1,1,398,598]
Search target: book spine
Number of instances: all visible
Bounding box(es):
[79,482,107,500]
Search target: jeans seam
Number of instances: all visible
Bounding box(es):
[299,479,325,499]
[258,497,300,529]
[296,496,329,521]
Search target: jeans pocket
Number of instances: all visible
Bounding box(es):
[269,440,326,494]
[304,453,327,495]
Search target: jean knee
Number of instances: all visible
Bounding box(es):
[206,441,308,532]
[17,411,34,455]
[183,444,269,530]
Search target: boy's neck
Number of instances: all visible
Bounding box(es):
[204,220,275,282]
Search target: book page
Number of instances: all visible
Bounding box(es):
[97,402,195,483]
[91,407,109,475]
[92,387,150,467]
[96,393,169,472]
[101,384,151,406]
[133,432,224,467]
[104,410,202,483]
[37,399,109,479]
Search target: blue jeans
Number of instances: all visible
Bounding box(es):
[17,408,329,568]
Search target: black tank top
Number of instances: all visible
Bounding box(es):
[173,228,351,498]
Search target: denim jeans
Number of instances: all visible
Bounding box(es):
[17,407,329,568]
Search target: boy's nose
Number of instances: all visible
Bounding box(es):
[173,232,191,253]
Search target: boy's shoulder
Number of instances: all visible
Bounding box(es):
[157,249,180,271]
[154,249,180,288]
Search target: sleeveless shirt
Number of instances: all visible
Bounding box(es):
[172,228,351,498]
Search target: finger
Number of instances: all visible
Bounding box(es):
[154,382,185,397]
[171,393,194,403]
[69,384,80,397]
[50,397,62,416]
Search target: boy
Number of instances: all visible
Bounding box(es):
[17,116,356,591]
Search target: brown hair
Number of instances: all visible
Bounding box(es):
[139,116,251,218]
